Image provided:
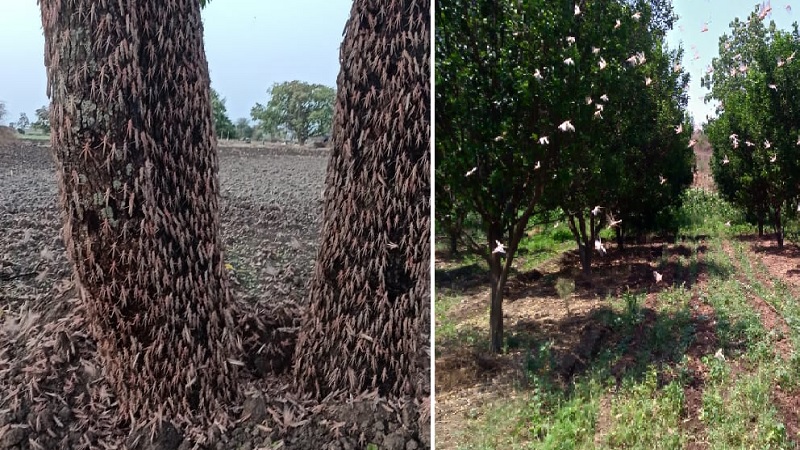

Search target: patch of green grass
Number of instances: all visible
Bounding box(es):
[440,225,799,450]
[602,369,685,449]
[702,365,791,450]
[435,293,462,345]
[16,132,50,141]
[456,376,603,450]
[434,291,487,353]
[515,228,576,271]
[693,237,794,448]
[675,188,748,237]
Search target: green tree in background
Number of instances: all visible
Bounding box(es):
[703,9,800,248]
[211,87,236,139]
[15,112,30,131]
[251,81,335,144]
[32,105,50,133]
[234,117,253,140]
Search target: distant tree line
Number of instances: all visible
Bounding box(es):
[211,80,335,144]
[1,102,50,134]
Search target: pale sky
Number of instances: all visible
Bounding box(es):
[665,0,797,128]
[0,0,351,125]
[1,1,795,130]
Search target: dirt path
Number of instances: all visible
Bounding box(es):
[738,236,800,297]
[436,241,714,449]
[679,245,715,450]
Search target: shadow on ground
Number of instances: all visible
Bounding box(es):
[436,239,736,397]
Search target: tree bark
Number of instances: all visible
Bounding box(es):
[577,213,592,276]
[39,0,240,423]
[293,0,430,399]
[774,207,784,249]
[448,229,459,255]
[489,265,506,353]
[615,226,624,250]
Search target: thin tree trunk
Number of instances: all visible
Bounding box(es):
[489,265,506,353]
[616,226,624,250]
[577,213,592,276]
[449,229,459,255]
[775,208,784,249]
[39,0,240,423]
[758,219,764,237]
[567,212,592,276]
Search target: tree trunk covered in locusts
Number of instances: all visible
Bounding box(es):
[293,0,430,399]
[39,0,241,424]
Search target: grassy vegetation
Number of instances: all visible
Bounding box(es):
[15,130,50,141]
[437,190,800,449]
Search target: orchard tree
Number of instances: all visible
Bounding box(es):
[703,10,800,248]
[540,2,689,274]
[39,0,242,429]
[294,0,430,399]
[437,0,560,353]
[210,87,235,139]
[588,41,694,250]
[437,0,688,352]
[251,81,334,144]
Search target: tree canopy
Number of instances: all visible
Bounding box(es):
[250,81,335,144]
[210,87,235,139]
[32,105,50,133]
[436,0,693,352]
[703,8,800,248]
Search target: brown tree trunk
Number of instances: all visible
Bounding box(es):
[616,226,624,250]
[449,229,459,255]
[489,266,506,353]
[775,208,784,249]
[293,0,430,399]
[577,213,592,276]
[39,0,240,423]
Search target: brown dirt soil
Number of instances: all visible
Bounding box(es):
[679,246,715,450]
[0,127,17,145]
[737,234,800,296]
[0,143,428,449]
[692,130,715,192]
[434,239,706,449]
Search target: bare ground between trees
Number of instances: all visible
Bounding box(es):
[0,142,428,449]
[436,234,800,449]
[435,239,715,449]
